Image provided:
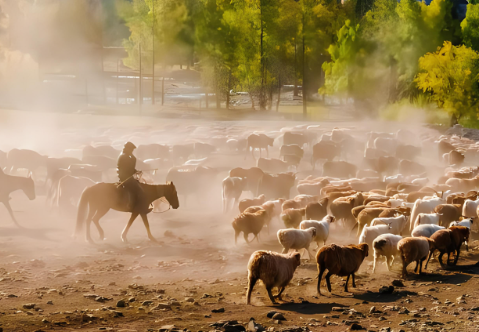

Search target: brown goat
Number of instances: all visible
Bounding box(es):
[425,226,470,268]
[239,194,266,213]
[305,198,328,220]
[232,210,269,244]
[316,243,369,295]
[330,193,364,230]
[244,205,273,233]
[281,208,306,228]
[356,208,385,236]
[246,250,301,305]
[433,204,462,227]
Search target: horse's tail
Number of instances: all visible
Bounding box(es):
[74,187,90,237]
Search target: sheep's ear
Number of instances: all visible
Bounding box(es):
[294,252,301,261]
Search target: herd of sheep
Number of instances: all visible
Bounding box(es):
[222,126,478,305]
[1,122,479,307]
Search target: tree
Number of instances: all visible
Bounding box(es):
[461,3,479,52]
[415,41,479,124]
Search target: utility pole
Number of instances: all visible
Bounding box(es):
[152,0,156,105]
[302,1,307,119]
[139,42,142,115]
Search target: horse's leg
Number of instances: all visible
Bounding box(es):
[2,201,21,227]
[121,213,139,243]
[91,208,109,241]
[85,208,97,244]
[140,214,158,243]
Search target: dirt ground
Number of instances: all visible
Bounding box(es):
[1,109,479,332]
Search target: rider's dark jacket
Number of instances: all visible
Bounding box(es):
[117,152,137,182]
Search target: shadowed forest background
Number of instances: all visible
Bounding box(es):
[0,0,478,126]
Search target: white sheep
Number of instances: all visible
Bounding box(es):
[388,199,406,208]
[449,219,474,229]
[462,198,479,219]
[358,224,392,252]
[299,215,335,249]
[370,215,408,235]
[277,227,317,261]
[409,197,446,232]
[372,234,403,273]
[450,219,474,248]
[411,224,445,238]
[413,213,441,230]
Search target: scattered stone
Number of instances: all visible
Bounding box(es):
[153,303,171,310]
[349,323,365,330]
[185,297,195,303]
[46,301,53,305]
[379,286,394,294]
[272,313,286,321]
[117,300,127,308]
[267,311,278,318]
[212,308,225,313]
[23,303,35,309]
[142,300,153,306]
[247,319,265,332]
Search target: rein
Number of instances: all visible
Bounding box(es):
[153,185,171,213]
[153,197,171,213]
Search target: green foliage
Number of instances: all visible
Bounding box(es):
[415,41,479,122]
[462,4,479,51]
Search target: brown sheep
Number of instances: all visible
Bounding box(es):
[356,208,386,236]
[330,193,364,229]
[230,167,264,196]
[312,141,340,170]
[433,204,462,226]
[305,198,328,220]
[281,208,306,228]
[321,185,354,197]
[259,172,296,199]
[282,199,302,211]
[425,226,470,268]
[297,179,329,196]
[247,134,274,159]
[244,205,273,233]
[232,210,269,244]
[398,237,434,278]
[364,195,389,205]
[246,250,301,305]
[378,207,411,218]
[352,205,367,219]
[316,243,369,295]
[239,194,266,213]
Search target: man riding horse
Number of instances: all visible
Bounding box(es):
[117,142,152,214]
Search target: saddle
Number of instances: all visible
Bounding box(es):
[116,184,135,211]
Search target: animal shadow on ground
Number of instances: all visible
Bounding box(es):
[0,226,61,242]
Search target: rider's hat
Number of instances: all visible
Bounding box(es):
[124,141,137,150]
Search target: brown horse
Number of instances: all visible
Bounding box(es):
[0,172,36,226]
[75,182,179,243]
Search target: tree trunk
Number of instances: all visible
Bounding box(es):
[250,93,255,110]
[302,30,307,118]
[226,70,231,110]
[294,39,298,97]
[259,2,266,110]
[450,114,458,127]
[276,76,281,112]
